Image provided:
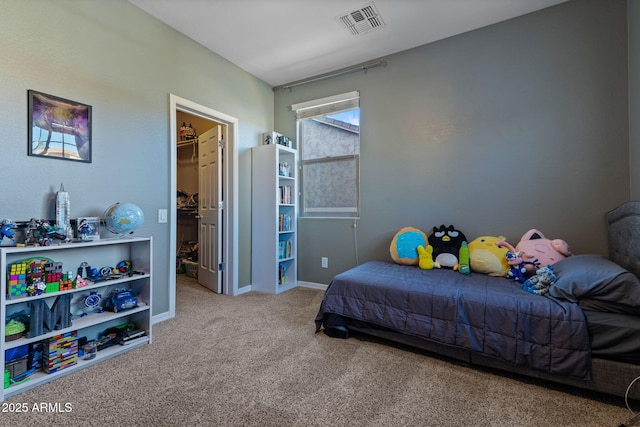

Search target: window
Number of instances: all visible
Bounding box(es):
[293,92,360,218]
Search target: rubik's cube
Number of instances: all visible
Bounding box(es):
[7,262,28,298]
[45,272,61,293]
[59,278,73,291]
[44,262,63,293]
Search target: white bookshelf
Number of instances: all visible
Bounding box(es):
[252,143,297,293]
[1,237,152,400]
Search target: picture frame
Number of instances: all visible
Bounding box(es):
[28,90,92,163]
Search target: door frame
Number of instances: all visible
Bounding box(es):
[168,94,239,315]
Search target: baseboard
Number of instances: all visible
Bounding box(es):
[236,285,252,295]
[152,312,173,324]
[297,281,328,291]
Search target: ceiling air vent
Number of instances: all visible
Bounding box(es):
[336,3,386,36]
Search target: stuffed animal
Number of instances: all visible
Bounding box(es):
[417,245,434,270]
[390,227,427,266]
[418,242,470,274]
[458,241,470,275]
[468,236,510,276]
[515,229,572,274]
[421,225,469,272]
[496,240,527,282]
[521,265,557,295]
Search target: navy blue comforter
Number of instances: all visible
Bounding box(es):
[315,261,591,380]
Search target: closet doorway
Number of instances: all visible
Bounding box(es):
[176,112,222,293]
[169,95,239,317]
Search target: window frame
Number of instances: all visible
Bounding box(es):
[299,154,360,217]
[293,92,360,218]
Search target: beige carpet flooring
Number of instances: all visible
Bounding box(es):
[1,275,637,426]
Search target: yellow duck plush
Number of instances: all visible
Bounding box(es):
[468,235,510,276]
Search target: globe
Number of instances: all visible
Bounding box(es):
[104,203,144,235]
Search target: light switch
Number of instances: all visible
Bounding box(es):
[158,209,168,223]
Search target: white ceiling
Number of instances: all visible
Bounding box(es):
[128,0,568,87]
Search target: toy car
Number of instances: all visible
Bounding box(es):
[103,289,138,313]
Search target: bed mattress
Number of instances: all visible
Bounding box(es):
[583,310,640,363]
[316,260,591,380]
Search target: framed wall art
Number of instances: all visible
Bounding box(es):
[28,90,92,163]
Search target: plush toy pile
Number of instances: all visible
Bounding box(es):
[389,225,572,295]
[391,225,470,274]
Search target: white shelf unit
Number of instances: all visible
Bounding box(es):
[252,143,298,293]
[1,236,152,400]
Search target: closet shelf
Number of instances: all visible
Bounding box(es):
[177,140,198,148]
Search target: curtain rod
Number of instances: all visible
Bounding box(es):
[275,59,387,91]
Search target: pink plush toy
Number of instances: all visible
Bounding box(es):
[515,229,572,274]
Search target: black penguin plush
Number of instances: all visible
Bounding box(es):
[427,225,467,268]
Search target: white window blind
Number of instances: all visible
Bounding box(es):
[292,91,360,120]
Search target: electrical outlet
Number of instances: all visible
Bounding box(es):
[321,257,328,268]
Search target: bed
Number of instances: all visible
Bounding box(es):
[315,201,640,399]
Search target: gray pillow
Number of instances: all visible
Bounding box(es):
[549,254,640,314]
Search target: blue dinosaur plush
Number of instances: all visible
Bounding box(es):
[521,265,557,295]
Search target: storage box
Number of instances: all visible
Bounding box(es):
[5,356,28,379]
[183,260,198,278]
[5,344,29,362]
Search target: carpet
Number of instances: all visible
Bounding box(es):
[1,275,635,426]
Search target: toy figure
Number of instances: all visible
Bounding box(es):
[78,218,90,240]
[23,219,67,246]
[496,240,528,282]
[0,219,17,246]
[41,222,67,241]
[24,218,40,245]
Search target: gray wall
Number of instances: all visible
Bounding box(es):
[0,0,274,315]
[0,0,633,298]
[275,0,629,284]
